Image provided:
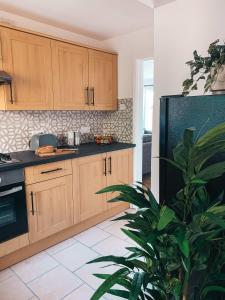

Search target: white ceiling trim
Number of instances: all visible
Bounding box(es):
[136,0,175,8]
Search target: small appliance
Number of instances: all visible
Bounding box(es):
[29,133,58,151]
[0,169,28,243]
[67,131,80,146]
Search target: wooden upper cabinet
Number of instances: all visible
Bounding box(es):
[0,28,54,110]
[88,50,118,111]
[51,41,89,110]
[0,26,118,111]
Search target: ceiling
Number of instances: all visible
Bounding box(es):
[0,0,173,40]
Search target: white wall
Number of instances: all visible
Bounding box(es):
[152,0,225,199]
[99,27,154,99]
[0,10,100,47]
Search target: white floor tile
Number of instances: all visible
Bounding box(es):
[0,268,14,282]
[92,235,131,256]
[96,218,114,229]
[53,242,99,271]
[75,261,119,291]
[63,284,97,300]
[11,252,58,283]
[46,238,77,255]
[74,227,110,247]
[104,221,128,240]
[0,275,34,300]
[28,266,82,300]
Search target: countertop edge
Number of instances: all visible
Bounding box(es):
[0,143,136,172]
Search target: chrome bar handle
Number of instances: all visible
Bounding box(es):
[41,168,63,174]
[108,157,112,175]
[85,87,89,105]
[0,186,23,197]
[91,87,95,106]
[9,82,13,104]
[104,158,107,176]
[30,191,35,216]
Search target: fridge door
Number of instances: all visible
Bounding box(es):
[160,94,225,204]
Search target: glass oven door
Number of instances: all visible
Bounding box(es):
[0,183,28,243]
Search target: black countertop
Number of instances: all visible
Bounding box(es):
[0,142,135,173]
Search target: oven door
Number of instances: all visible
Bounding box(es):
[0,183,28,243]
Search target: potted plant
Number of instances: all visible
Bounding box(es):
[88,122,225,300]
[183,40,225,95]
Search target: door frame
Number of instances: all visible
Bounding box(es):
[133,57,153,183]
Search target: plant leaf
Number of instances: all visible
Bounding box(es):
[129,272,145,300]
[157,206,176,231]
[90,268,129,300]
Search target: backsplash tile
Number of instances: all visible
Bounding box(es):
[0,99,133,153]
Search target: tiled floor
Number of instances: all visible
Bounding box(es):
[0,209,135,300]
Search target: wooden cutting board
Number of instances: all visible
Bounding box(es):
[37,149,78,157]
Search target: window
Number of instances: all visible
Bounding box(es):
[143,85,154,131]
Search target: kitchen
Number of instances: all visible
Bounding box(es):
[0,0,153,299]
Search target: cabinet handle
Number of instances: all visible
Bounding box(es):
[30,191,35,216]
[85,87,89,105]
[9,82,13,104]
[104,158,107,176]
[91,87,95,106]
[41,168,63,174]
[108,157,112,175]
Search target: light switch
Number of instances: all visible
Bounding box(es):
[119,103,126,111]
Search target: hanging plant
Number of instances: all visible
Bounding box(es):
[183,39,225,95]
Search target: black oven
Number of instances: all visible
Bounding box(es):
[0,169,28,243]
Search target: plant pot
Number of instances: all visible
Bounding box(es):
[211,65,225,94]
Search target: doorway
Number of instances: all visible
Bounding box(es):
[133,59,154,188]
[142,59,154,187]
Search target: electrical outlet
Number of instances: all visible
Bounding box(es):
[80,126,90,134]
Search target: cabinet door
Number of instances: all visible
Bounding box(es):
[89,50,117,111]
[106,149,133,208]
[52,41,89,110]
[73,154,107,222]
[0,28,54,110]
[26,176,73,243]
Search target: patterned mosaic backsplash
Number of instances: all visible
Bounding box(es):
[0,99,133,153]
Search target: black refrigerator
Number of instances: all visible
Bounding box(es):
[160,94,225,204]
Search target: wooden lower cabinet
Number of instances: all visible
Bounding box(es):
[73,149,133,221]
[106,149,133,208]
[26,175,73,243]
[73,154,108,222]
[0,149,133,268]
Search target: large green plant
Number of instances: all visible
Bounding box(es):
[89,122,225,300]
[183,40,225,95]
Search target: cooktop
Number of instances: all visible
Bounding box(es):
[0,153,20,165]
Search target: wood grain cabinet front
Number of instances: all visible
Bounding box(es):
[88,50,118,111]
[106,149,133,209]
[25,160,72,185]
[26,175,73,243]
[72,154,108,223]
[73,149,133,223]
[51,41,89,110]
[0,26,118,111]
[0,28,54,110]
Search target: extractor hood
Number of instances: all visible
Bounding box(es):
[0,71,13,104]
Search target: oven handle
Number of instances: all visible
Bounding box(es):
[0,186,23,197]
